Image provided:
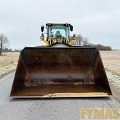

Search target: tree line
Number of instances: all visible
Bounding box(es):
[0,33,112,55]
[2,48,21,52]
[74,34,112,50]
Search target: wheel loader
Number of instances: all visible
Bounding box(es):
[10,23,112,98]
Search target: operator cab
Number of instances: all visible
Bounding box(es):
[46,23,73,40]
[40,23,75,46]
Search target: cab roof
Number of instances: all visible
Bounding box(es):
[46,23,72,27]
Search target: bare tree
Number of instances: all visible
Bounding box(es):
[83,37,90,46]
[74,34,90,46]
[0,33,9,55]
[75,34,83,45]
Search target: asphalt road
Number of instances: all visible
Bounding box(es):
[0,73,120,120]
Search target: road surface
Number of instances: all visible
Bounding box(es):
[0,73,120,120]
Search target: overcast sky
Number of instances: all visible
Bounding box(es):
[0,0,120,50]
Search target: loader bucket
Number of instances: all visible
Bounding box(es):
[10,47,112,98]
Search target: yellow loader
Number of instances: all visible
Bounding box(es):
[10,23,112,98]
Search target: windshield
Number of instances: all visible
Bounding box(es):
[48,25,69,39]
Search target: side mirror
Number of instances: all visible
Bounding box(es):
[70,25,73,31]
[41,26,44,32]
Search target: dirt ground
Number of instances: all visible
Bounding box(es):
[0,51,120,102]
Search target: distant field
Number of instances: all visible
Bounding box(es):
[0,52,19,76]
[100,51,120,76]
[0,51,120,78]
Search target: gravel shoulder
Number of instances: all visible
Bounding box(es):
[107,71,120,103]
